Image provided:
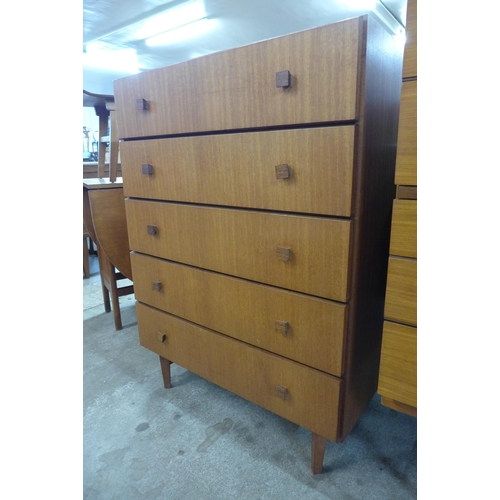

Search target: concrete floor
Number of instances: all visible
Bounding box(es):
[83,255,417,499]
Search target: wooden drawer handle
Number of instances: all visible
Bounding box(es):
[276,70,291,88]
[275,320,289,335]
[142,163,154,175]
[275,385,288,400]
[152,281,162,291]
[275,164,290,179]
[147,225,158,236]
[276,246,291,261]
[157,332,168,343]
[136,98,148,110]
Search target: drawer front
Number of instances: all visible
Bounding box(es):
[394,80,417,186]
[114,17,362,138]
[126,200,351,302]
[378,320,417,408]
[137,303,341,441]
[384,256,417,326]
[131,253,347,376]
[121,127,355,217]
[389,199,417,258]
[402,0,417,79]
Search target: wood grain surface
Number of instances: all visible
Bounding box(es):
[120,126,355,217]
[114,17,362,138]
[137,303,341,441]
[378,320,417,408]
[131,252,347,375]
[126,200,351,301]
[384,256,417,326]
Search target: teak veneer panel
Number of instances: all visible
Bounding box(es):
[131,253,347,376]
[120,126,355,217]
[136,303,341,441]
[394,80,417,186]
[385,256,417,326]
[114,18,363,138]
[126,200,351,302]
[389,199,417,258]
[378,321,417,408]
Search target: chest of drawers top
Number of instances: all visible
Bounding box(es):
[114,16,366,139]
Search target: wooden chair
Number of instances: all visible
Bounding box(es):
[84,185,133,330]
[83,91,134,330]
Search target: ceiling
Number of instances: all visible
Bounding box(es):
[83,0,408,100]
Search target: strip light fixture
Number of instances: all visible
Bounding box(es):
[133,0,214,46]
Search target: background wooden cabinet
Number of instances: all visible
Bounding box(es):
[378,0,418,417]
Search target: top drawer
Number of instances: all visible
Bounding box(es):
[114,17,364,138]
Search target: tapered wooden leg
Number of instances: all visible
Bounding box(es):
[83,237,90,279]
[97,245,112,313]
[108,263,122,331]
[311,433,327,474]
[101,283,111,312]
[160,356,172,388]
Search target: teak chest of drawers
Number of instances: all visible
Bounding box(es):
[114,15,402,474]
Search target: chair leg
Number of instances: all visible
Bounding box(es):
[83,237,90,279]
[107,260,122,330]
[110,294,122,330]
[101,282,111,313]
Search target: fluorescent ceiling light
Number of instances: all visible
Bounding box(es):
[145,18,216,47]
[83,43,139,73]
[336,0,377,10]
[135,1,206,40]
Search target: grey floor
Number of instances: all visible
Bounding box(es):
[83,255,417,499]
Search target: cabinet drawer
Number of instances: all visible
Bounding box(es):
[121,126,355,217]
[114,17,363,138]
[378,321,417,408]
[126,200,351,301]
[394,80,417,186]
[131,253,347,376]
[402,0,417,79]
[389,199,417,258]
[137,303,341,441]
[384,256,417,326]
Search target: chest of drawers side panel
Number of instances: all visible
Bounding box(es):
[337,16,403,439]
[113,18,362,138]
